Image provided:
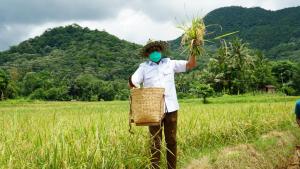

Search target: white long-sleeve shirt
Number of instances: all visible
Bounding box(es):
[131,58,187,113]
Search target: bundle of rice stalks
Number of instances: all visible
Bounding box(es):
[178,17,239,57]
[178,17,206,56]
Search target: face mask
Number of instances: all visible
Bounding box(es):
[149,51,162,63]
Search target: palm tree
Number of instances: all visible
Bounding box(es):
[228,38,253,94]
[207,38,255,94]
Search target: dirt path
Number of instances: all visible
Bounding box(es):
[185,131,300,169]
[285,146,300,169]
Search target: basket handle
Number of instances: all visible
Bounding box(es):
[163,94,168,113]
[128,95,134,134]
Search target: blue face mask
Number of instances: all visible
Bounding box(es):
[149,51,162,63]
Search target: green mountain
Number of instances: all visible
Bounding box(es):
[0,24,143,81]
[169,6,300,61]
[0,24,146,100]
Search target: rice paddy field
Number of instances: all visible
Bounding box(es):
[0,94,299,168]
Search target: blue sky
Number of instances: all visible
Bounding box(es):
[1,0,300,51]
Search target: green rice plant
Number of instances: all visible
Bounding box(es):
[0,95,298,168]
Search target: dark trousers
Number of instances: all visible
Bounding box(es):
[149,111,177,169]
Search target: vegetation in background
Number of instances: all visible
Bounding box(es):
[170,6,300,62]
[1,6,300,101]
[0,24,142,101]
[204,6,300,54]
[176,38,300,101]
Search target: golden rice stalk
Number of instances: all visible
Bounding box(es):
[178,17,206,56]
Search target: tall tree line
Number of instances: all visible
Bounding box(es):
[176,38,300,100]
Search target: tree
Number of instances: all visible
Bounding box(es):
[95,80,116,101]
[29,88,46,100]
[45,86,70,101]
[271,61,298,95]
[206,39,256,94]
[72,74,98,101]
[249,51,276,91]
[5,81,20,99]
[190,83,214,104]
[206,40,230,93]
[228,38,254,94]
[292,63,300,95]
[176,73,196,99]
[22,72,44,96]
[0,69,9,100]
[271,61,297,84]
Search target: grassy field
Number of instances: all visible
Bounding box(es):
[0,94,299,168]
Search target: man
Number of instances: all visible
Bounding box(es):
[128,40,196,169]
[295,100,300,127]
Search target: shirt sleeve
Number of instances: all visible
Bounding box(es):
[296,101,300,118]
[171,60,188,73]
[131,65,144,87]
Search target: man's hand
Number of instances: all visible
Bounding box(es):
[128,82,134,89]
[128,75,136,89]
[186,54,197,70]
[296,117,300,127]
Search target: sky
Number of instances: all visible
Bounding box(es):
[1,0,300,51]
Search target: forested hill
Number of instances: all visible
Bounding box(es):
[0,24,147,101]
[0,24,143,81]
[205,6,300,49]
[170,6,300,61]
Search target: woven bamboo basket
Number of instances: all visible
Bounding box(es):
[129,87,165,126]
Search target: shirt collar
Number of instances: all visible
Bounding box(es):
[148,58,167,66]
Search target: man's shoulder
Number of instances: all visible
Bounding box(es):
[162,57,172,64]
[139,61,149,67]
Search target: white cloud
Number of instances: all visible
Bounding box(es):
[78,9,183,45]
[20,9,183,47]
[128,0,300,21]
[0,24,38,50]
[1,0,300,50]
